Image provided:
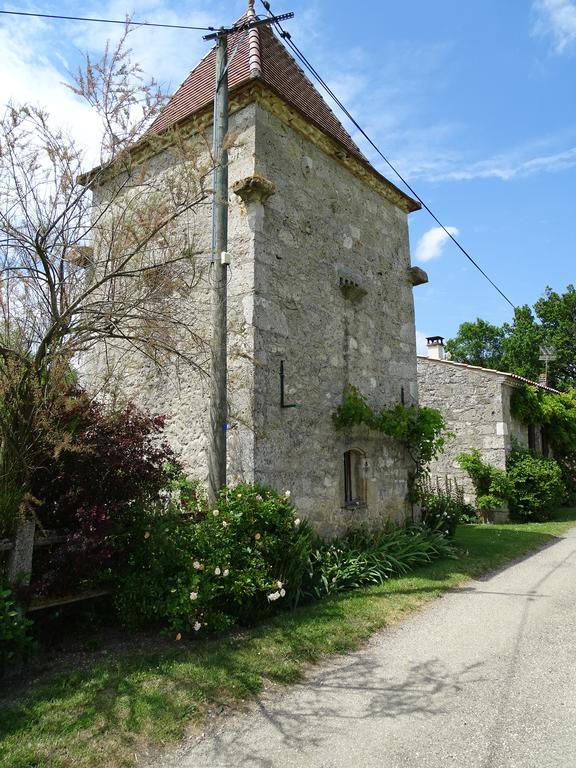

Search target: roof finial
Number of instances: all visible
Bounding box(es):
[246,0,261,76]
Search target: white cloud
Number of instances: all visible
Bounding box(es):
[415,226,459,263]
[0,18,104,164]
[533,0,576,54]
[0,1,234,165]
[424,145,576,182]
[70,1,223,86]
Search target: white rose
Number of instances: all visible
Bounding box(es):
[223,568,230,577]
[189,591,198,601]
[280,588,286,597]
[194,621,202,632]
[214,567,221,576]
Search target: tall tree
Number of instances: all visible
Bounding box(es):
[445,286,576,390]
[444,318,505,369]
[534,285,576,390]
[501,305,543,381]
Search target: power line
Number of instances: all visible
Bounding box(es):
[0,9,216,31]
[259,1,516,310]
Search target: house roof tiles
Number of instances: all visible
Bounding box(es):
[145,8,420,212]
[148,19,364,162]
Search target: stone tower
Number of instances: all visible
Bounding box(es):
[90,8,424,536]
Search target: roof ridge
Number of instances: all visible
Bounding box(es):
[144,16,420,212]
[147,19,363,158]
[246,4,262,78]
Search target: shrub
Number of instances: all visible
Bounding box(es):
[457,450,511,511]
[506,449,565,520]
[29,392,178,597]
[113,483,315,635]
[113,486,457,637]
[33,393,176,531]
[0,584,34,673]
[302,523,455,600]
[511,385,576,503]
[419,478,477,536]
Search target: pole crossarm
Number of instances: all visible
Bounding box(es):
[203,12,294,40]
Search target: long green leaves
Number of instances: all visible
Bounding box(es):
[303,524,456,600]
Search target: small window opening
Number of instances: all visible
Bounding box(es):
[401,386,405,405]
[528,424,536,452]
[344,449,366,506]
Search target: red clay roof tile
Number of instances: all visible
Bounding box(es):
[148,20,364,161]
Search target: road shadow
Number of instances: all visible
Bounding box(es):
[191,654,485,767]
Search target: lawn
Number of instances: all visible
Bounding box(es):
[1,511,575,768]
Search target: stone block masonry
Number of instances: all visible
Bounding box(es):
[417,357,536,504]
[248,104,419,536]
[84,94,422,538]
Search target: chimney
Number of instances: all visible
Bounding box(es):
[426,336,445,360]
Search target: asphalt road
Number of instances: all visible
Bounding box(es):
[162,528,576,768]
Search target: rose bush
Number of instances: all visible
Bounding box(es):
[113,483,314,635]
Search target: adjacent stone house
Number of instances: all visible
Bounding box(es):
[87,4,426,536]
[417,336,556,503]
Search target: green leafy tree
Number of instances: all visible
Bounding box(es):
[534,285,576,390]
[501,305,543,381]
[446,286,576,389]
[444,318,505,369]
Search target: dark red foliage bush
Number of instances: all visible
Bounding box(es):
[30,389,178,597]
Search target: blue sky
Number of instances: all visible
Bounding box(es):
[1,0,575,352]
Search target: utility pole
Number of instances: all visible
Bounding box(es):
[204,5,294,505]
[208,31,229,505]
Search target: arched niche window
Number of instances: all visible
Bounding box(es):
[343,449,367,506]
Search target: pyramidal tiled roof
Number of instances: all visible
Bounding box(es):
[148,13,364,161]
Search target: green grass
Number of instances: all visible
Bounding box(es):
[2,511,575,768]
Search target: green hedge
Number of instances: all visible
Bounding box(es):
[507,449,565,521]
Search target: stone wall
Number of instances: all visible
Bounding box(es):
[82,103,260,484]
[416,358,510,501]
[83,96,422,538]
[247,103,419,537]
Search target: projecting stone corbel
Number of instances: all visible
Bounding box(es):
[409,266,429,286]
[232,174,276,206]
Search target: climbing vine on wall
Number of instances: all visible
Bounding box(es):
[511,385,576,459]
[511,384,576,502]
[332,386,447,489]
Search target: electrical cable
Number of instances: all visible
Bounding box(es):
[0,9,215,31]
[259,0,516,310]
